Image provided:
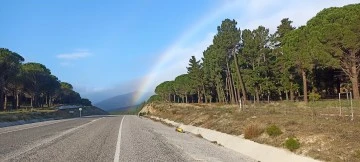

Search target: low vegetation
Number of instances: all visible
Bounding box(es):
[0,106,108,123]
[144,101,360,162]
[266,125,282,137]
[285,137,300,151]
[244,123,263,139]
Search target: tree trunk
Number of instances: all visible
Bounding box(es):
[278,90,283,101]
[267,93,270,103]
[4,95,7,110]
[227,75,235,104]
[237,88,241,104]
[202,84,207,103]
[350,65,360,100]
[216,84,222,103]
[16,92,20,109]
[255,87,260,103]
[285,90,289,101]
[11,92,16,110]
[30,96,33,107]
[49,96,52,107]
[225,77,229,103]
[233,52,247,104]
[301,69,308,103]
[234,87,239,104]
[290,85,295,101]
[197,90,201,103]
[0,79,4,110]
[45,95,48,107]
[226,61,236,104]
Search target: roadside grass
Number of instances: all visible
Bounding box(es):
[0,108,56,115]
[0,108,58,122]
[0,106,108,123]
[147,100,360,162]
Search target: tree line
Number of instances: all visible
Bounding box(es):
[151,4,360,104]
[0,48,92,111]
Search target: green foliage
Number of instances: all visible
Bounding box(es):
[152,4,360,105]
[80,98,92,106]
[0,48,91,111]
[307,3,360,99]
[285,137,300,151]
[147,95,162,103]
[266,125,283,137]
[309,92,321,101]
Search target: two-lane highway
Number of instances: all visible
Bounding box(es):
[0,115,255,162]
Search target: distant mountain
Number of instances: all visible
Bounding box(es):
[94,91,153,111]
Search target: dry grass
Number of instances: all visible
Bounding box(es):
[244,123,264,139]
[147,101,360,162]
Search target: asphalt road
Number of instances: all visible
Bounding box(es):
[0,115,254,162]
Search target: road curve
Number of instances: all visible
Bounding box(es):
[0,115,254,162]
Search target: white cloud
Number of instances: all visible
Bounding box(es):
[57,49,91,60]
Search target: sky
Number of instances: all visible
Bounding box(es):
[0,0,358,103]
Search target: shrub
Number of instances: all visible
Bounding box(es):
[244,124,263,139]
[266,125,283,137]
[309,92,321,102]
[285,137,300,151]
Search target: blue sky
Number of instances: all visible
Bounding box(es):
[0,0,357,103]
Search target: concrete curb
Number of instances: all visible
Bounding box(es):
[149,116,320,162]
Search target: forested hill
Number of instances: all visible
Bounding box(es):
[0,48,92,111]
[149,4,360,104]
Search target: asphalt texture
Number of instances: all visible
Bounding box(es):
[0,115,254,162]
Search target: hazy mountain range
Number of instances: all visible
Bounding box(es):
[94,91,153,112]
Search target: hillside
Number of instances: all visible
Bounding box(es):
[142,101,360,162]
[95,91,153,111]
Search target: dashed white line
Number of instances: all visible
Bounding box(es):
[114,116,125,162]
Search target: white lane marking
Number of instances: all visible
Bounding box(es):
[1,117,102,161]
[114,116,125,162]
[0,118,76,135]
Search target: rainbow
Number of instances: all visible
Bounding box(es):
[131,1,241,105]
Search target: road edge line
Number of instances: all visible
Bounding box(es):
[1,117,102,161]
[114,116,125,162]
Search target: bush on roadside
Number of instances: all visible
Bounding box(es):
[285,137,300,151]
[309,92,321,102]
[266,125,283,137]
[244,124,263,139]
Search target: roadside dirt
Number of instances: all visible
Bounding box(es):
[143,102,360,162]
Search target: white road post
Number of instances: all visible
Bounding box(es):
[350,92,353,121]
[339,93,342,116]
[79,107,82,118]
